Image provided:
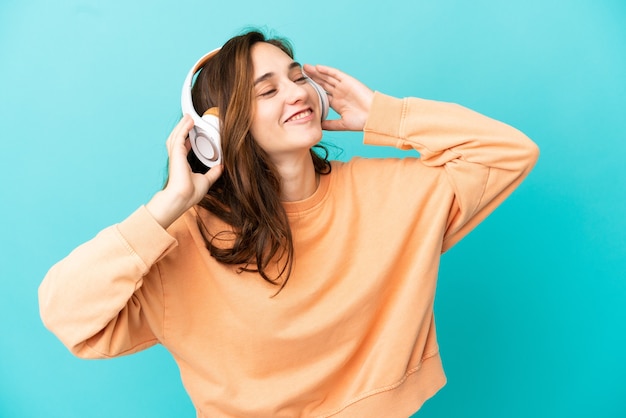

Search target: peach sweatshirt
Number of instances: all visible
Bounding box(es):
[39,93,538,417]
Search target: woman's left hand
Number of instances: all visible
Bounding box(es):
[303,64,374,132]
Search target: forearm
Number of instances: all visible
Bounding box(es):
[364,92,538,171]
[38,206,176,355]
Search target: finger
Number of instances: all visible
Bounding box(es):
[321,118,345,132]
[170,114,193,143]
[303,63,337,80]
[177,114,194,143]
[203,164,224,188]
[309,64,344,85]
[303,64,337,90]
[168,115,194,155]
[303,63,322,79]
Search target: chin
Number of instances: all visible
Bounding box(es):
[294,126,323,148]
[307,132,324,150]
[311,125,324,141]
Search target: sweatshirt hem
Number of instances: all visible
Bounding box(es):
[314,352,446,418]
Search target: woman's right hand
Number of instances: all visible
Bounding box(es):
[146,114,223,229]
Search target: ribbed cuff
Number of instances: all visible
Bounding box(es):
[115,206,178,271]
[363,92,406,148]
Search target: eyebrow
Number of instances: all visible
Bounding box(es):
[254,61,302,86]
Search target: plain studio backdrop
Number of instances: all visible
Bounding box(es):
[1,0,624,417]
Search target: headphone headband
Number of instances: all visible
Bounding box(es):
[180,48,221,130]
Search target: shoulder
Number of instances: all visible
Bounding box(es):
[167,205,233,251]
[327,156,451,203]
[330,156,436,183]
[160,207,210,256]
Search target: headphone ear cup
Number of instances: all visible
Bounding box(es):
[306,77,329,121]
[189,114,221,167]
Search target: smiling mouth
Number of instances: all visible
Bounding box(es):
[285,109,313,123]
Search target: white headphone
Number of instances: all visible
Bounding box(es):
[181,47,330,168]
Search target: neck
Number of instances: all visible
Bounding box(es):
[275,153,318,202]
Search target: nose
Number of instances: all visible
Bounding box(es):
[285,79,309,105]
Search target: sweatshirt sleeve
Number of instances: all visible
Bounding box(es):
[38,206,178,358]
[363,92,539,251]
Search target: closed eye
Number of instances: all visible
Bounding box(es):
[258,77,305,98]
[259,88,277,97]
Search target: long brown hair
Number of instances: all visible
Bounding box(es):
[190,30,330,291]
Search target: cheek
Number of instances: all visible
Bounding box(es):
[249,105,278,143]
[248,113,264,144]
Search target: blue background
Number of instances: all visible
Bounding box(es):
[1,0,625,417]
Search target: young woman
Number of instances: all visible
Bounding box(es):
[39,30,539,417]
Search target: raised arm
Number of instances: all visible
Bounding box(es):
[364,92,539,250]
[39,115,223,357]
[38,207,177,357]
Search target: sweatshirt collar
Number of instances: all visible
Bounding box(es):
[282,164,332,216]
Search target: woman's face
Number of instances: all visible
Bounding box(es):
[249,42,323,165]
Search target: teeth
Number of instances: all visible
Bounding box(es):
[287,109,312,122]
